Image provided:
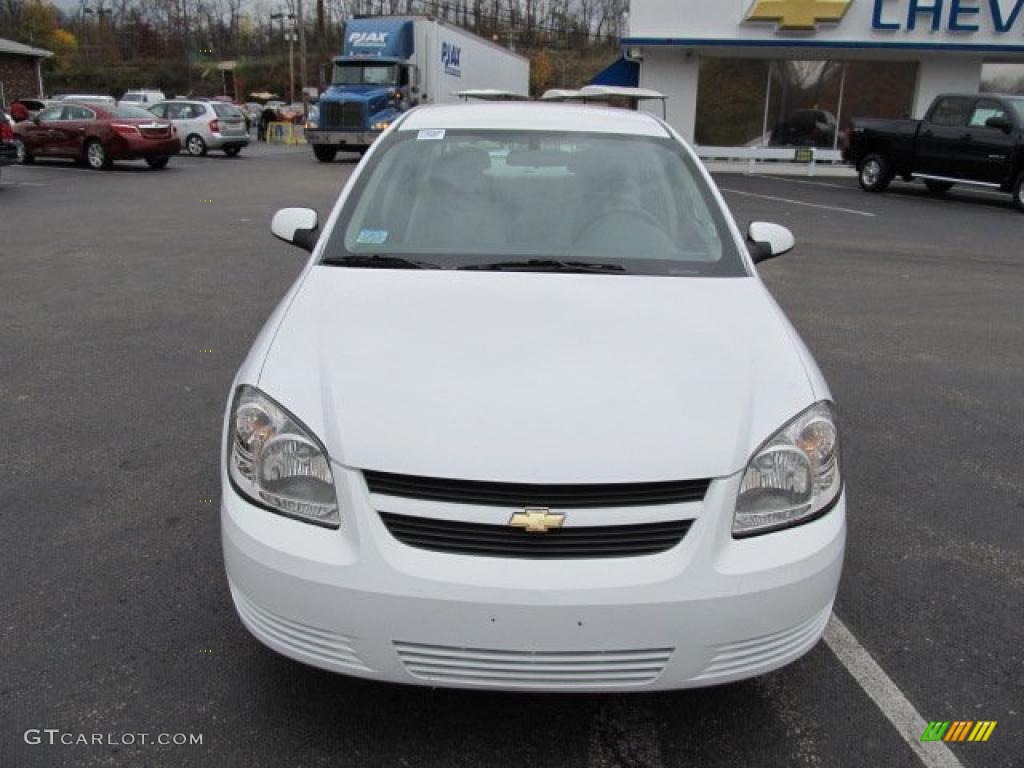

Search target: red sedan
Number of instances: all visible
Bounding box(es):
[13,102,180,170]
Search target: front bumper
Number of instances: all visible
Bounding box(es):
[305,130,379,148]
[223,466,845,692]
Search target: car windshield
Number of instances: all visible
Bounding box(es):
[324,129,745,277]
[332,62,398,86]
[111,106,158,119]
[122,94,143,102]
[212,103,242,118]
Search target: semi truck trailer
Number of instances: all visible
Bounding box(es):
[306,16,530,162]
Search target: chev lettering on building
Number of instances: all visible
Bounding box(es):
[348,31,389,48]
[872,0,1024,32]
[442,41,462,76]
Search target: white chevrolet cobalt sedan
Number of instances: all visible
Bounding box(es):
[222,103,845,691]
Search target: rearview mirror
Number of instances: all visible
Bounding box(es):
[985,115,1012,133]
[747,222,795,264]
[271,207,319,252]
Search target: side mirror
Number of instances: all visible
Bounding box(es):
[985,115,1012,133]
[747,222,795,264]
[271,207,319,252]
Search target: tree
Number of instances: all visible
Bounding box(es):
[530,47,552,95]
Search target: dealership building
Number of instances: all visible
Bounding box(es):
[609,0,1024,155]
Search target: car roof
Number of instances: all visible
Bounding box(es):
[398,103,670,138]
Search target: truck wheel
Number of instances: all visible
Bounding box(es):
[924,180,954,196]
[313,145,337,163]
[1013,173,1024,211]
[858,154,891,193]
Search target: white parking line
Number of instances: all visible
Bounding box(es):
[749,174,853,190]
[720,187,876,217]
[825,616,964,768]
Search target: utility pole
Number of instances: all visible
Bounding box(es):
[296,0,308,100]
[80,1,92,65]
[272,10,297,103]
[184,0,192,94]
[288,28,295,103]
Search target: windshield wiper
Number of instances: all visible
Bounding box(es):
[459,259,626,274]
[322,254,441,270]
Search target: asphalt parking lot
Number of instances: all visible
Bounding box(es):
[1,145,1021,768]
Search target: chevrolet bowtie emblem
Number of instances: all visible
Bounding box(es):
[745,0,853,31]
[508,508,565,533]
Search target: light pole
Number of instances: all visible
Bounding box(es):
[271,11,297,103]
[184,0,192,93]
[296,0,307,100]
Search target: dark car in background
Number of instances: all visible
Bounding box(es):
[13,102,179,170]
[1,108,17,177]
[770,109,841,149]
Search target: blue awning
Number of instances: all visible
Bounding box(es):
[589,56,639,87]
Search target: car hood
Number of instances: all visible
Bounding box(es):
[257,269,817,482]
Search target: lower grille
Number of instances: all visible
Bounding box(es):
[230,583,369,671]
[321,101,363,129]
[380,512,692,558]
[693,605,832,682]
[365,470,711,508]
[395,642,673,688]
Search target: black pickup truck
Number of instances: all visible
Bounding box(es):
[845,93,1024,210]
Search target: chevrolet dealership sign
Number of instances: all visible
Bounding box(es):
[745,0,853,31]
[627,0,1024,50]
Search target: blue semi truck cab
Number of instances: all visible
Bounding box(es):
[306,18,418,162]
[305,16,530,162]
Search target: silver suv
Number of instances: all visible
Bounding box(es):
[149,99,249,156]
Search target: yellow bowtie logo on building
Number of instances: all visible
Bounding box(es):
[746,0,853,31]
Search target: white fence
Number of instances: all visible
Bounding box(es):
[695,146,845,176]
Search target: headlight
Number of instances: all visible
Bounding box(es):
[733,401,841,538]
[371,121,390,131]
[227,385,339,528]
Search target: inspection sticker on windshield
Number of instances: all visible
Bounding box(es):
[356,229,389,245]
[417,129,445,141]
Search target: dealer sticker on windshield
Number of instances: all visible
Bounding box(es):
[417,129,445,141]
[356,229,389,245]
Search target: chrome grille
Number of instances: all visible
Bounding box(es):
[321,101,364,129]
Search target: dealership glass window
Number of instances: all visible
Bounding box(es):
[695,58,918,150]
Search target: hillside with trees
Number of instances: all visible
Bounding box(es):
[0,0,627,98]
